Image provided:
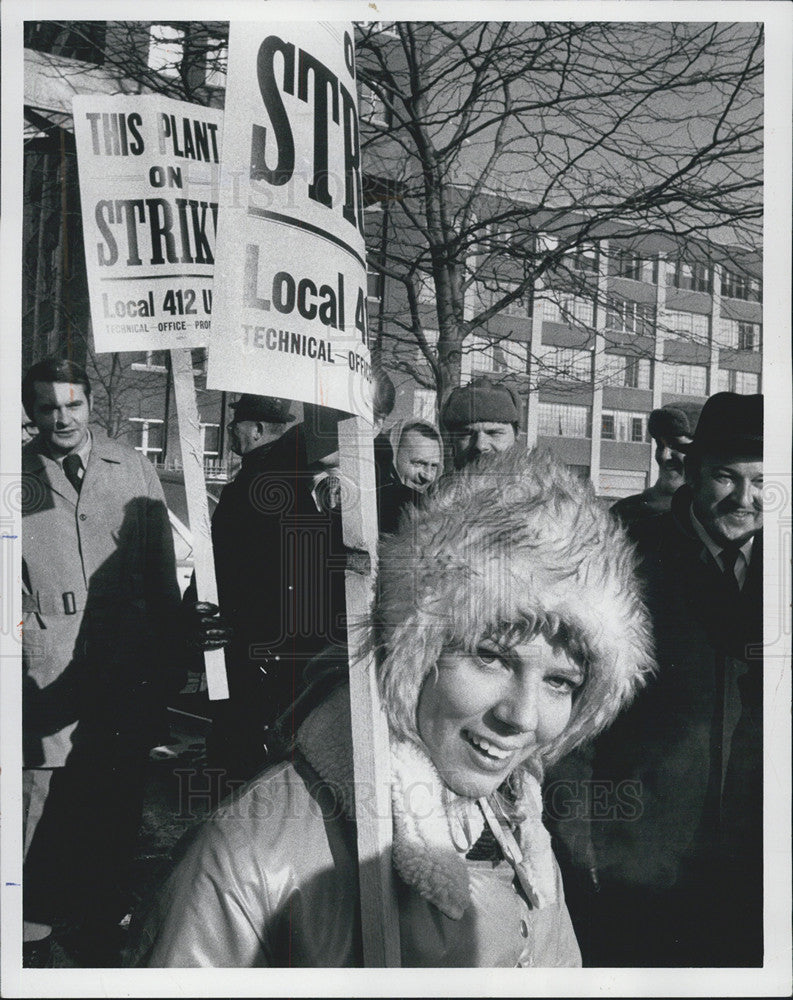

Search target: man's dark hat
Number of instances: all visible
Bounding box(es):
[648,400,703,442]
[441,377,520,430]
[687,392,762,459]
[230,394,296,424]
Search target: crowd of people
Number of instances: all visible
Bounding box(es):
[21,357,765,970]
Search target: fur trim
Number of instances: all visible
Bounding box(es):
[375,448,655,764]
[296,686,560,920]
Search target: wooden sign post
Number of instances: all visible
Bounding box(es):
[170,349,229,701]
[205,21,400,965]
[338,415,401,967]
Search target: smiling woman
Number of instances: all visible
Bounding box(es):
[417,638,585,800]
[130,448,654,968]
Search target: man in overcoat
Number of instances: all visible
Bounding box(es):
[21,357,182,965]
[552,391,764,967]
[206,394,332,794]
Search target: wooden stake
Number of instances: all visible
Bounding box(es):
[338,414,401,967]
[170,348,229,701]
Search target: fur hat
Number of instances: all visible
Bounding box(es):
[375,448,654,767]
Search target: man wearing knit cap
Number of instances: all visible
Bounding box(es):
[441,376,521,469]
[610,399,703,525]
[558,392,764,967]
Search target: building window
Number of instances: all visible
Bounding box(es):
[204,36,228,89]
[422,327,440,349]
[129,418,164,462]
[416,274,435,306]
[201,423,224,477]
[475,280,530,319]
[367,269,383,304]
[413,389,437,423]
[25,21,107,64]
[537,233,559,254]
[541,291,594,327]
[537,403,591,438]
[566,243,598,273]
[370,20,399,37]
[611,250,658,283]
[605,297,655,336]
[662,363,707,396]
[201,423,220,457]
[148,24,185,79]
[601,410,650,443]
[131,350,168,372]
[721,269,762,303]
[602,354,652,389]
[738,323,761,351]
[717,369,760,394]
[491,344,509,374]
[542,346,592,382]
[668,261,712,293]
[360,82,391,127]
[662,309,710,340]
[466,335,526,378]
[717,318,762,351]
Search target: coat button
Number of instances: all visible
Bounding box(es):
[519,920,529,938]
[79,513,87,521]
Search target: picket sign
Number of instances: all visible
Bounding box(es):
[170,349,229,701]
[338,415,401,967]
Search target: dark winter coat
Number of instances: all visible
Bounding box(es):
[210,426,344,733]
[549,485,762,964]
[609,483,673,527]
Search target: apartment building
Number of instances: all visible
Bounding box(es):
[375,230,762,499]
[22,20,762,500]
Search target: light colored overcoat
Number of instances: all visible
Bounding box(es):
[22,433,181,767]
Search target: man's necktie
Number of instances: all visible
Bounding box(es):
[719,544,742,595]
[63,453,84,494]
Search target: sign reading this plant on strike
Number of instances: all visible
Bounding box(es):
[73,94,222,353]
[207,22,373,421]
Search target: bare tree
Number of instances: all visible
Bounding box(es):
[356,21,763,402]
[24,20,762,410]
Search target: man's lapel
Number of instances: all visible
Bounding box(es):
[22,440,77,505]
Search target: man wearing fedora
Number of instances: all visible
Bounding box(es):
[440,376,521,469]
[199,394,323,795]
[555,392,764,967]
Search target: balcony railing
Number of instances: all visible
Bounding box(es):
[146,453,231,482]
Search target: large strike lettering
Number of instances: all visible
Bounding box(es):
[251,36,296,185]
[297,49,339,209]
[250,35,365,235]
[94,198,217,267]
